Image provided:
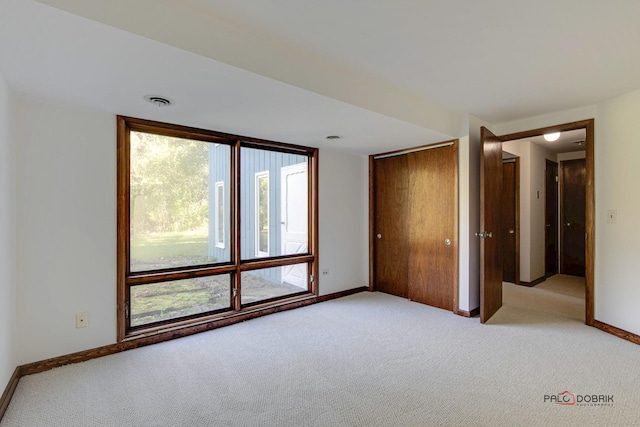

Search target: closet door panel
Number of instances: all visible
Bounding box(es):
[373,154,409,298]
[407,145,456,310]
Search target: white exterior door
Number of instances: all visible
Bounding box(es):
[281,162,308,288]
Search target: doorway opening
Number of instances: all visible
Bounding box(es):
[501,129,587,318]
[480,119,594,326]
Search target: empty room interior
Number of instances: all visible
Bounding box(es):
[1,1,640,425]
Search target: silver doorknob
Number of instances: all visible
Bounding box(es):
[546,224,551,227]
[566,223,571,227]
[475,231,493,239]
[376,234,382,239]
[444,238,451,246]
[509,229,515,234]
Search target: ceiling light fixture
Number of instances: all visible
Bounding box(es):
[144,95,172,107]
[325,135,342,141]
[543,132,560,142]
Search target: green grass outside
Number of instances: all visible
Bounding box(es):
[128,229,301,326]
[130,229,209,265]
[130,229,223,326]
[130,277,230,326]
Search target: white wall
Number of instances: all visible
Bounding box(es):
[14,98,369,364]
[528,142,555,281]
[457,115,490,312]
[16,100,118,364]
[502,141,531,281]
[0,74,17,387]
[457,135,471,311]
[318,149,369,295]
[595,89,640,336]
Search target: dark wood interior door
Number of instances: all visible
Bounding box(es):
[373,143,457,311]
[545,160,559,277]
[561,159,586,277]
[374,154,409,298]
[406,146,456,310]
[502,160,517,283]
[480,127,503,323]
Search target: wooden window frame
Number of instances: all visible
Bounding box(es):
[117,116,319,342]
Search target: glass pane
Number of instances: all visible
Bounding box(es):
[241,263,308,305]
[240,147,308,260]
[130,275,231,327]
[130,132,231,271]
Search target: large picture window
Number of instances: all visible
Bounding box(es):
[117,116,318,340]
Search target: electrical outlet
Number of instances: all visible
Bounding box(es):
[76,312,88,328]
[321,269,329,276]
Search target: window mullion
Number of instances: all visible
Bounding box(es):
[232,140,242,311]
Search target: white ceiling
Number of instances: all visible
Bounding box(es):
[195,0,640,122]
[505,129,587,154]
[2,0,640,154]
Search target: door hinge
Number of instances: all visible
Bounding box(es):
[555,175,559,182]
[310,274,315,283]
[233,288,237,298]
[125,302,129,320]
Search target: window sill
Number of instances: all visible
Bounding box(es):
[122,292,317,342]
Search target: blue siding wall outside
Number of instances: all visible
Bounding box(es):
[208,143,231,263]
[208,144,306,284]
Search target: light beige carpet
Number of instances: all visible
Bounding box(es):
[535,274,586,299]
[2,283,638,427]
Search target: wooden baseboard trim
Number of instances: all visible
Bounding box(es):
[518,276,546,287]
[0,367,21,422]
[593,320,640,346]
[19,287,368,377]
[0,286,373,417]
[454,307,480,318]
[317,286,368,303]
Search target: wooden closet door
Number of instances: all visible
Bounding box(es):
[374,154,409,298]
[373,143,456,311]
[406,146,456,310]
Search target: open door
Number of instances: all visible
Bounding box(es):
[480,127,503,323]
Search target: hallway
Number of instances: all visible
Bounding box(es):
[494,275,586,325]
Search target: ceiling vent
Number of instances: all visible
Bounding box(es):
[144,95,172,107]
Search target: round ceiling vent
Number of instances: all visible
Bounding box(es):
[144,95,172,107]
